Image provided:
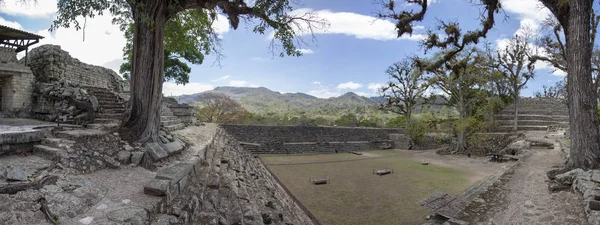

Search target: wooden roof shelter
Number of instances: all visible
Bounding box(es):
[0,24,43,53]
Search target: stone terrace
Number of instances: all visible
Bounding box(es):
[494,97,568,132]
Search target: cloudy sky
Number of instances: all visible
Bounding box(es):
[0,0,579,98]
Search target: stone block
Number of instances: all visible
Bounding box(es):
[179,175,189,192]
[591,170,600,183]
[117,150,131,164]
[590,200,600,211]
[5,166,28,181]
[163,141,184,156]
[155,163,193,182]
[144,179,170,196]
[145,142,168,161]
[130,151,144,166]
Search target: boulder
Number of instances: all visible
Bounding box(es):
[117,150,132,164]
[4,166,29,181]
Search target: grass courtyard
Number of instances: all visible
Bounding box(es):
[261,150,483,225]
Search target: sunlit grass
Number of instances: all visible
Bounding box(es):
[262,150,475,225]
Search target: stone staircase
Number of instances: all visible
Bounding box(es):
[494,98,569,132]
[85,86,127,127]
[161,105,185,132]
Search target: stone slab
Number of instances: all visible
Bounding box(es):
[5,166,29,181]
[155,163,193,182]
[145,142,168,161]
[143,179,170,196]
[130,151,144,166]
[163,141,184,155]
[117,150,131,164]
[0,128,44,144]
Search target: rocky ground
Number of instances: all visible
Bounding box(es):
[457,131,588,225]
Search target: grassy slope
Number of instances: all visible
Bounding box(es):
[261,151,473,225]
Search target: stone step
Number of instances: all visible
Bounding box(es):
[99,104,125,109]
[33,145,64,160]
[497,110,568,116]
[161,116,178,121]
[41,138,76,149]
[162,123,185,132]
[495,114,569,122]
[86,123,120,130]
[94,118,121,123]
[161,120,182,127]
[102,108,126,114]
[496,120,568,126]
[97,113,124,119]
[496,125,548,132]
[98,99,122,105]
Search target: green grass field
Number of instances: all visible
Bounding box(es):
[261,151,476,225]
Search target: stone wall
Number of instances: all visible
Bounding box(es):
[0,47,17,63]
[26,45,125,92]
[156,128,317,224]
[164,97,195,124]
[222,124,405,154]
[0,63,34,112]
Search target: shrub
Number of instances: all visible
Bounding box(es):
[405,119,429,145]
[387,116,407,128]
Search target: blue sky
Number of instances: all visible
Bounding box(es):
[0,0,571,98]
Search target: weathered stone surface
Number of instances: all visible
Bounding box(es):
[117,150,131,164]
[591,170,600,183]
[130,151,144,166]
[0,128,44,145]
[103,155,121,169]
[153,214,179,225]
[590,200,600,211]
[164,141,184,155]
[156,163,193,182]
[4,166,28,181]
[107,206,147,224]
[145,142,168,161]
[144,179,170,196]
[89,95,99,111]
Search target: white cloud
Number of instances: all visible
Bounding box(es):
[367,83,385,91]
[500,0,551,35]
[278,8,426,41]
[308,88,341,98]
[211,75,231,82]
[553,69,566,77]
[0,0,57,18]
[228,80,259,87]
[355,92,370,97]
[297,48,315,54]
[0,17,23,30]
[337,81,363,90]
[312,81,321,85]
[163,82,214,96]
[212,14,230,34]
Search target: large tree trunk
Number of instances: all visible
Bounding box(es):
[456,93,467,151]
[513,93,518,132]
[566,0,600,169]
[124,0,168,143]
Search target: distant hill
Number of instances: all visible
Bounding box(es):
[175,86,450,117]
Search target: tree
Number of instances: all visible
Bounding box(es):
[489,34,536,131]
[119,9,220,85]
[335,113,359,127]
[380,58,429,121]
[196,93,248,124]
[378,0,600,169]
[535,79,567,100]
[51,0,327,143]
[427,48,487,151]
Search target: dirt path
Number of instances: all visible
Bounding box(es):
[459,132,587,225]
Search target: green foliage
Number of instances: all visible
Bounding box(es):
[386,116,407,128]
[381,58,430,119]
[405,119,429,145]
[119,9,219,84]
[597,106,600,122]
[335,113,360,127]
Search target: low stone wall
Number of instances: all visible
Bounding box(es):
[147,127,317,224]
[221,124,404,154]
[26,45,125,93]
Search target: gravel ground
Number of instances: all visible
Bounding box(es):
[458,132,587,225]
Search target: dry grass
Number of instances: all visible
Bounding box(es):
[261,151,476,225]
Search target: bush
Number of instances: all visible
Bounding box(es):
[387,116,407,128]
[405,119,429,145]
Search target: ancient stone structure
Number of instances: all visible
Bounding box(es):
[494,97,568,132]
[222,124,406,154]
[0,48,35,113]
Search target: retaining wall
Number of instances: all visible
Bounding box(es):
[222,125,405,154]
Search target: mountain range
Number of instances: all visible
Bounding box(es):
[174,86,447,117]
